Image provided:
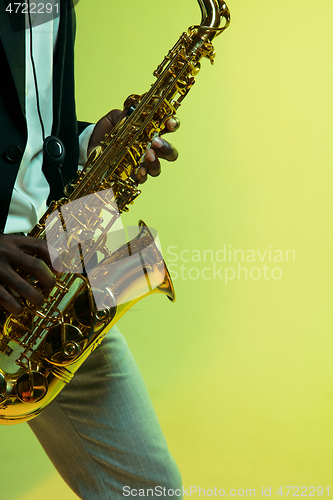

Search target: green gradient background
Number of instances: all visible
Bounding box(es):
[1,1,333,498]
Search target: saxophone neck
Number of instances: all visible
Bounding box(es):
[187,0,230,64]
[198,0,230,30]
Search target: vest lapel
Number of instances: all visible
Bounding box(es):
[52,0,71,136]
[0,10,25,116]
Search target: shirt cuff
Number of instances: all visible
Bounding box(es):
[78,123,95,168]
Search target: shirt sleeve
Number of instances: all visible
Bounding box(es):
[78,123,95,168]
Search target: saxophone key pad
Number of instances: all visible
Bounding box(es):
[44,324,84,364]
[16,372,48,403]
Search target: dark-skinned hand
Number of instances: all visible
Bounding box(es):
[87,109,180,184]
[0,234,61,315]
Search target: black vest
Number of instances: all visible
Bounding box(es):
[0,1,86,232]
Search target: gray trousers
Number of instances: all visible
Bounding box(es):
[28,326,182,499]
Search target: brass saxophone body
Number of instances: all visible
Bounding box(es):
[0,0,230,424]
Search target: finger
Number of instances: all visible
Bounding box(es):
[87,109,127,157]
[17,236,53,265]
[107,108,126,127]
[135,165,148,184]
[145,149,161,177]
[151,137,179,162]
[93,109,123,139]
[164,116,181,134]
[0,286,25,315]
[16,237,62,276]
[0,268,45,307]
[5,251,56,290]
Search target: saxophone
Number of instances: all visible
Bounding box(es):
[0,0,230,424]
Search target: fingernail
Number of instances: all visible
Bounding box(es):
[168,117,180,130]
[146,149,156,162]
[169,117,177,128]
[152,137,163,148]
[140,166,146,176]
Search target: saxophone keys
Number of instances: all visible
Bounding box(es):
[189,61,201,76]
[44,324,85,364]
[62,341,81,359]
[87,145,103,163]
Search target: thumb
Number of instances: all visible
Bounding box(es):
[87,108,126,156]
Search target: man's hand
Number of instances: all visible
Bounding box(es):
[87,109,180,184]
[0,235,60,315]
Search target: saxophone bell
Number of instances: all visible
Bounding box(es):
[88,220,175,313]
